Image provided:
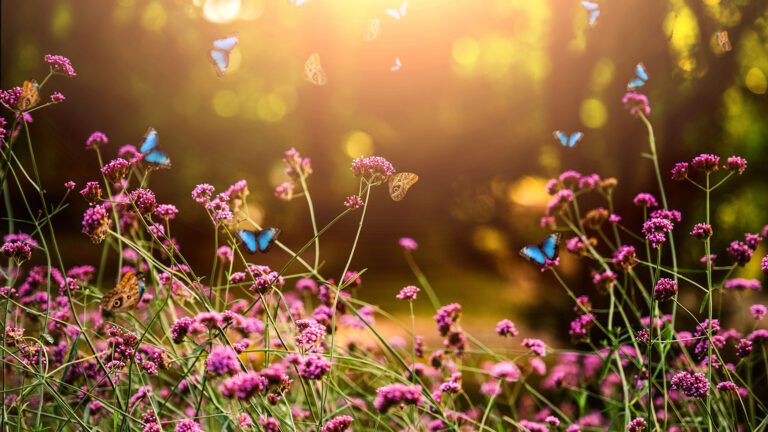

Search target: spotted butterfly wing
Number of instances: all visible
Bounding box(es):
[581,1,600,27]
[304,53,328,86]
[209,34,239,77]
[364,17,381,41]
[627,63,648,90]
[388,172,419,202]
[716,31,732,52]
[17,80,41,111]
[553,131,584,148]
[519,233,561,267]
[239,228,280,254]
[139,127,171,169]
[102,271,146,314]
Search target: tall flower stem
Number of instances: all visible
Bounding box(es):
[705,172,714,431]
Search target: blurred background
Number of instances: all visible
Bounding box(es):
[2,0,767,344]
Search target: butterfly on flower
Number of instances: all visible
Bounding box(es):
[364,17,382,41]
[209,33,239,77]
[519,233,561,269]
[239,228,280,254]
[388,172,419,201]
[385,1,407,20]
[626,63,648,91]
[552,131,583,148]
[304,53,328,86]
[139,127,171,169]
[17,80,41,112]
[101,271,146,314]
[391,58,403,72]
[716,31,732,52]
[581,1,600,28]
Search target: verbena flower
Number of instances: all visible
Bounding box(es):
[220,372,268,400]
[627,418,647,432]
[653,278,677,302]
[322,415,353,432]
[343,195,364,209]
[396,285,420,301]
[434,303,461,336]
[569,314,595,341]
[491,361,521,382]
[522,338,546,357]
[762,254,768,274]
[622,92,650,116]
[81,205,111,243]
[351,156,394,185]
[612,245,638,269]
[724,156,747,174]
[80,181,103,204]
[50,92,65,103]
[191,183,215,205]
[726,241,753,266]
[130,188,157,215]
[154,204,178,220]
[274,181,294,200]
[100,158,130,183]
[496,319,518,337]
[632,192,658,208]
[670,162,689,180]
[670,371,709,398]
[723,278,761,291]
[43,54,76,77]
[690,223,712,240]
[691,154,720,173]
[399,237,418,251]
[205,346,240,377]
[750,304,766,320]
[642,217,673,248]
[299,354,331,380]
[283,148,312,179]
[373,383,422,413]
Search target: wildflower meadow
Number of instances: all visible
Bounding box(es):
[2,1,768,431]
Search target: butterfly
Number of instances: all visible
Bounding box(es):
[238,228,280,254]
[288,0,310,5]
[716,31,732,52]
[102,271,146,314]
[17,80,41,112]
[364,17,382,41]
[552,131,583,148]
[139,127,171,168]
[391,58,403,72]
[581,1,600,28]
[627,63,648,91]
[209,33,239,77]
[386,1,407,20]
[519,233,561,267]
[304,53,328,86]
[388,172,419,202]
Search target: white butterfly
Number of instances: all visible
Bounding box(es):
[385,1,407,20]
[390,58,402,72]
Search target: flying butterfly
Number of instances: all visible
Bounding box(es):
[17,80,41,112]
[364,17,382,41]
[385,0,407,20]
[581,1,600,28]
[239,228,280,254]
[519,233,561,268]
[209,33,239,77]
[102,271,146,314]
[388,172,419,202]
[391,58,403,72]
[553,131,584,148]
[716,31,732,52]
[627,63,648,91]
[139,127,171,168]
[304,53,328,86]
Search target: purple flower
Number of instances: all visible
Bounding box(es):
[130,188,157,215]
[726,241,753,266]
[546,189,574,215]
[396,285,420,301]
[724,156,747,174]
[723,278,761,291]
[750,304,766,320]
[205,346,240,377]
[343,195,364,209]
[690,223,712,240]
[642,217,673,248]
[64,181,76,190]
[322,415,353,432]
[399,237,418,251]
[670,162,689,180]
[295,319,326,350]
[351,156,395,184]
[299,354,331,380]
[653,278,677,302]
[496,319,518,337]
[612,245,638,269]
[171,317,194,343]
[670,371,709,398]
[522,338,546,357]
[205,193,233,225]
[220,372,268,400]
[632,192,658,208]
[1,241,32,262]
[559,170,581,186]
[735,339,752,358]
[650,208,681,223]
[50,92,65,103]
[762,255,768,274]
[101,158,130,183]
[81,205,111,243]
[691,154,720,173]
[545,416,560,427]
[274,181,294,200]
[622,92,650,116]
[716,381,739,392]
[373,383,423,413]
[569,314,595,341]
[260,417,279,432]
[744,232,763,249]
[491,361,521,382]
[434,303,461,336]
[79,181,102,204]
[85,131,108,149]
[154,204,178,220]
[217,246,233,263]
[0,87,22,107]
[191,183,215,205]
[627,418,647,432]
[43,54,76,77]
[283,148,312,179]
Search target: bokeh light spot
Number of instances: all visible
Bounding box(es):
[203,0,241,23]
[473,226,506,254]
[51,3,72,38]
[745,67,767,95]
[257,93,288,122]
[141,2,167,31]
[507,176,549,207]
[579,98,607,129]
[344,131,375,158]
[212,90,240,117]
[452,37,480,67]
[590,58,614,91]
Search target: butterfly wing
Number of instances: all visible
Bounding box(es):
[144,150,171,168]
[717,31,732,52]
[238,230,259,254]
[539,233,561,260]
[304,53,328,86]
[568,132,584,148]
[519,245,547,266]
[209,49,230,76]
[581,1,600,27]
[391,58,402,71]
[255,228,280,253]
[553,131,569,147]
[139,127,159,153]
[635,63,648,82]
[17,80,41,111]
[212,34,239,52]
[400,0,408,16]
[102,271,143,313]
[388,172,419,201]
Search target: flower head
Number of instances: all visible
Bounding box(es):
[50,92,65,103]
[496,319,518,337]
[351,156,394,184]
[101,158,130,183]
[43,54,76,77]
[622,92,650,116]
[691,154,720,173]
[750,304,766,321]
[690,223,712,240]
[670,162,689,181]
[653,278,677,302]
[396,285,420,301]
[344,195,364,209]
[724,156,747,174]
[670,371,709,398]
[373,383,423,413]
[632,193,658,208]
[81,205,111,243]
[726,241,753,266]
[283,148,312,179]
[642,217,673,248]
[399,237,418,251]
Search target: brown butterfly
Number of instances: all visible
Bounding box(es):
[17,80,41,112]
[101,271,145,314]
[388,172,419,201]
[304,53,328,86]
[716,31,732,52]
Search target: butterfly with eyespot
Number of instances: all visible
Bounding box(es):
[304,53,328,86]
[101,271,145,314]
[553,131,583,148]
[388,172,418,202]
[209,33,239,77]
[239,228,280,254]
[386,0,407,20]
[716,31,732,52]
[139,127,171,169]
[582,1,600,28]
[17,80,41,112]
[365,17,381,41]
[627,63,648,91]
[391,58,403,72]
[519,233,561,268]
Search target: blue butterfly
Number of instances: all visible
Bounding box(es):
[139,127,171,169]
[209,34,239,77]
[582,1,600,28]
[519,233,561,267]
[553,131,584,148]
[627,63,648,90]
[238,228,280,254]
